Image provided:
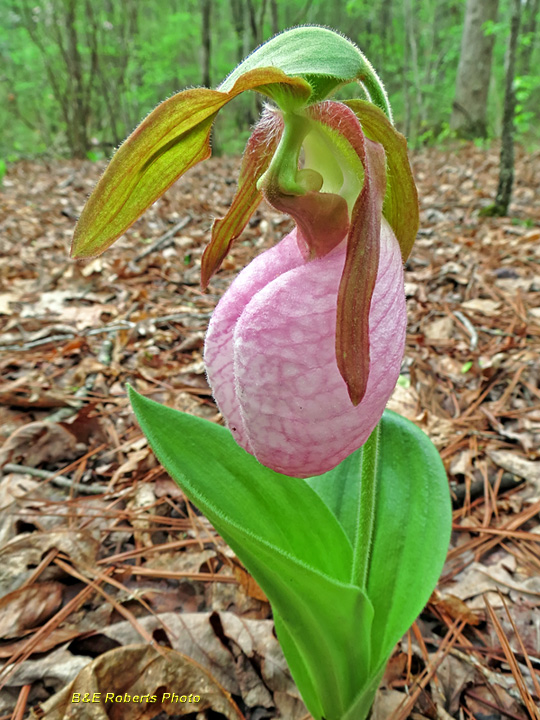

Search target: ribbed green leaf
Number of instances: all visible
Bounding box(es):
[127,390,449,720]
[341,666,386,720]
[306,450,361,545]
[128,387,350,579]
[307,410,451,675]
[128,387,375,720]
[367,411,451,668]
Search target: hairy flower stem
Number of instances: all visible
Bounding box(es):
[352,422,381,588]
[358,71,393,123]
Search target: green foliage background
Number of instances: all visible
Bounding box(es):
[1,0,539,160]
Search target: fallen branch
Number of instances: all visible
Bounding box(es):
[3,463,109,495]
[132,215,191,263]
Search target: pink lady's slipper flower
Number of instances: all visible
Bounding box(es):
[203,101,417,477]
[71,27,418,478]
[70,30,443,720]
[204,219,405,478]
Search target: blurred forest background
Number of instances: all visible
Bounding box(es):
[0,0,539,167]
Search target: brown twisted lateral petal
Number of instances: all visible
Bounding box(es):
[200,109,284,290]
[305,101,387,406]
[344,99,419,262]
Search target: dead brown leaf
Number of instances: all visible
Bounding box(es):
[31,644,245,719]
[232,563,268,602]
[0,421,80,469]
[0,531,100,595]
[0,581,63,639]
[430,591,484,625]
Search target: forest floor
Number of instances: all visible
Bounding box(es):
[0,144,539,720]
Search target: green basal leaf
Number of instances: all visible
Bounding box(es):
[71,68,310,259]
[128,387,375,720]
[307,410,451,677]
[306,450,361,545]
[341,666,386,720]
[267,574,373,720]
[128,389,449,720]
[219,26,391,117]
[128,386,351,580]
[344,99,419,261]
[367,410,451,669]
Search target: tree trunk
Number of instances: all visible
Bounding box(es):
[65,0,89,157]
[270,0,279,35]
[519,0,539,74]
[379,0,392,63]
[201,0,212,88]
[450,0,499,138]
[230,0,245,65]
[404,0,425,137]
[245,0,259,46]
[401,2,412,139]
[493,0,522,215]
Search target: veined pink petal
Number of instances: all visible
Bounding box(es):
[204,232,305,453]
[204,218,406,478]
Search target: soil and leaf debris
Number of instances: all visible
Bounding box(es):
[0,144,539,719]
